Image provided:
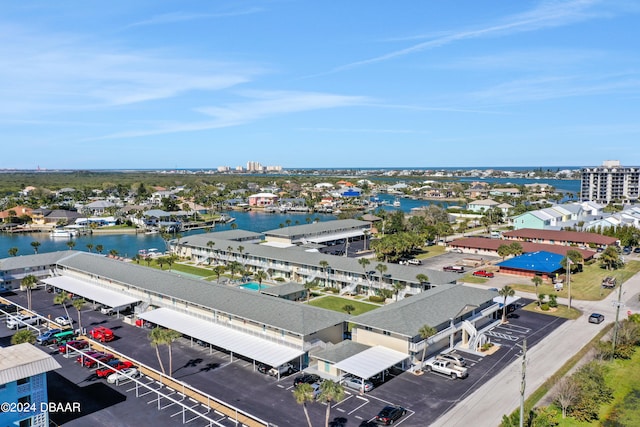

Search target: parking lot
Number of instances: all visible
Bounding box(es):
[2,288,565,427]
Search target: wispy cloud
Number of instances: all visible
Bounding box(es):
[125,8,263,28]
[330,0,605,73]
[91,90,371,140]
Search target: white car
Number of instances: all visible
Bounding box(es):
[54,316,73,326]
[341,375,374,392]
[107,367,141,384]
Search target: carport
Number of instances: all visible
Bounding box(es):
[42,275,140,316]
[334,345,409,391]
[138,307,305,377]
[306,230,363,244]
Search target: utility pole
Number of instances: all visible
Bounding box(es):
[519,339,527,427]
[612,282,624,357]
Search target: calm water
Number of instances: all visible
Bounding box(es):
[1,177,579,258]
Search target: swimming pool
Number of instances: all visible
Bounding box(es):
[238,282,270,291]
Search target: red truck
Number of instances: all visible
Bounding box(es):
[89,326,114,342]
[472,270,495,278]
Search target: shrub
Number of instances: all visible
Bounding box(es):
[328,287,340,294]
[274,277,286,282]
[541,303,550,311]
[369,295,385,303]
[481,342,494,351]
[404,293,413,298]
[548,294,558,308]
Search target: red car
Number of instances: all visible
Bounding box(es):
[96,360,134,378]
[76,350,103,364]
[84,352,115,368]
[473,270,495,278]
[89,326,114,342]
[58,339,89,354]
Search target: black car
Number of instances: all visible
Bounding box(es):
[634,247,640,254]
[374,405,406,425]
[293,373,321,386]
[257,363,271,374]
[0,303,18,313]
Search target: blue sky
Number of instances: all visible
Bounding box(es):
[2,0,639,170]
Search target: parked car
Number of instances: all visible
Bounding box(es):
[601,277,617,288]
[96,360,134,378]
[36,328,63,345]
[341,375,374,392]
[54,315,73,326]
[268,362,295,377]
[443,265,465,273]
[84,352,115,368]
[107,367,141,384]
[293,373,321,386]
[0,303,18,313]
[436,352,467,367]
[424,359,468,379]
[89,326,114,342]
[374,405,406,425]
[472,270,494,278]
[58,339,89,354]
[76,350,103,364]
[589,313,605,324]
[6,314,39,329]
[634,247,640,254]
[257,363,271,374]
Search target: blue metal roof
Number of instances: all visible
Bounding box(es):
[497,251,564,274]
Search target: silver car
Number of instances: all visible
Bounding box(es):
[341,375,374,392]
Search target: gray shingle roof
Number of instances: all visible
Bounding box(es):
[0,250,76,271]
[263,219,368,238]
[260,282,306,297]
[57,252,348,336]
[310,340,371,363]
[350,284,497,337]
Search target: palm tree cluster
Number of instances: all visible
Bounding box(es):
[149,327,182,376]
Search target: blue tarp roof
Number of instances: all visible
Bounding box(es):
[497,251,564,274]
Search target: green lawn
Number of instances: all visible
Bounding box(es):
[416,245,447,259]
[510,260,640,301]
[521,301,582,320]
[307,295,380,315]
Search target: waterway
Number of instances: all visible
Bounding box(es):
[0,177,580,258]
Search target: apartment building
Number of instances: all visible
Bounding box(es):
[581,160,640,204]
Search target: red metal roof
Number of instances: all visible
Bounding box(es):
[502,228,617,246]
[449,237,596,259]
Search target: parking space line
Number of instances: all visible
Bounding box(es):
[334,394,353,407]
[348,396,369,415]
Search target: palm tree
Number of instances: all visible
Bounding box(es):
[21,275,38,311]
[376,263,388,290]
[416,273,430,290]
[342,304,355,315]
[293,383,316,427]
[318,380,345,427]
[498,285,516,323]
[8,247,18,257]
[303,280,316,303]
[109,249,119,257]
[72,298,86,332]
[96,244,104,254]
[213,265,227,284]
[11,329,36,345]
[254,270,267,291]
[149,327,167,375]
[226,245,234,264]
[66,240,76,250]
[53,292,72,323]
[418,324,437,371]
[228,261,242,279]
[31,241,41,254]
[392,282,406,301]
[319,260,330,287]
[531,276,543,307]
[86,243,94,253]
[164,329,182,376]
[206,240,215,264]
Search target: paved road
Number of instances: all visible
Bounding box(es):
[432,267,640,427]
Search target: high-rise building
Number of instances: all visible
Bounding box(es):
[580,160,640,204]
[246,161,263,172]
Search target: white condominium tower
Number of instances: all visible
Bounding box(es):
[581,160,640,204]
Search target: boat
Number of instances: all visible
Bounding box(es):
[393,197,401,208]
[50,228,77,238]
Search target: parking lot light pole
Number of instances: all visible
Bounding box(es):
[519,339,527,427]
[611,282,624,358]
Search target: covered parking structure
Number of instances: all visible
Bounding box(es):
[138,307,305,378]
[334,345,409,391]
[42,275,140,316]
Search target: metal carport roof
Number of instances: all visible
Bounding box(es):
[333,345,409,380]
[305,230,363,244]
[42,275,140,308]
[138,307,304,368]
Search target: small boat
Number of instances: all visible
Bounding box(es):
[393,198,401,208]
[50,228,77,238]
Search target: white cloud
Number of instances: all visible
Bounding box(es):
[125,8,263,28]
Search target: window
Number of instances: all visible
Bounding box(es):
[17,377,30,385]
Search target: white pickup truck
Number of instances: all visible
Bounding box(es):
[424,359,468,379]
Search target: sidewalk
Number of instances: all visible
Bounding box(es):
[432,271,640,427]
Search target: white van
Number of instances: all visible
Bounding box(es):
[7,314,39,329]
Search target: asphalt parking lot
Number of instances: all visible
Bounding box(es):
[2,289,565,427]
